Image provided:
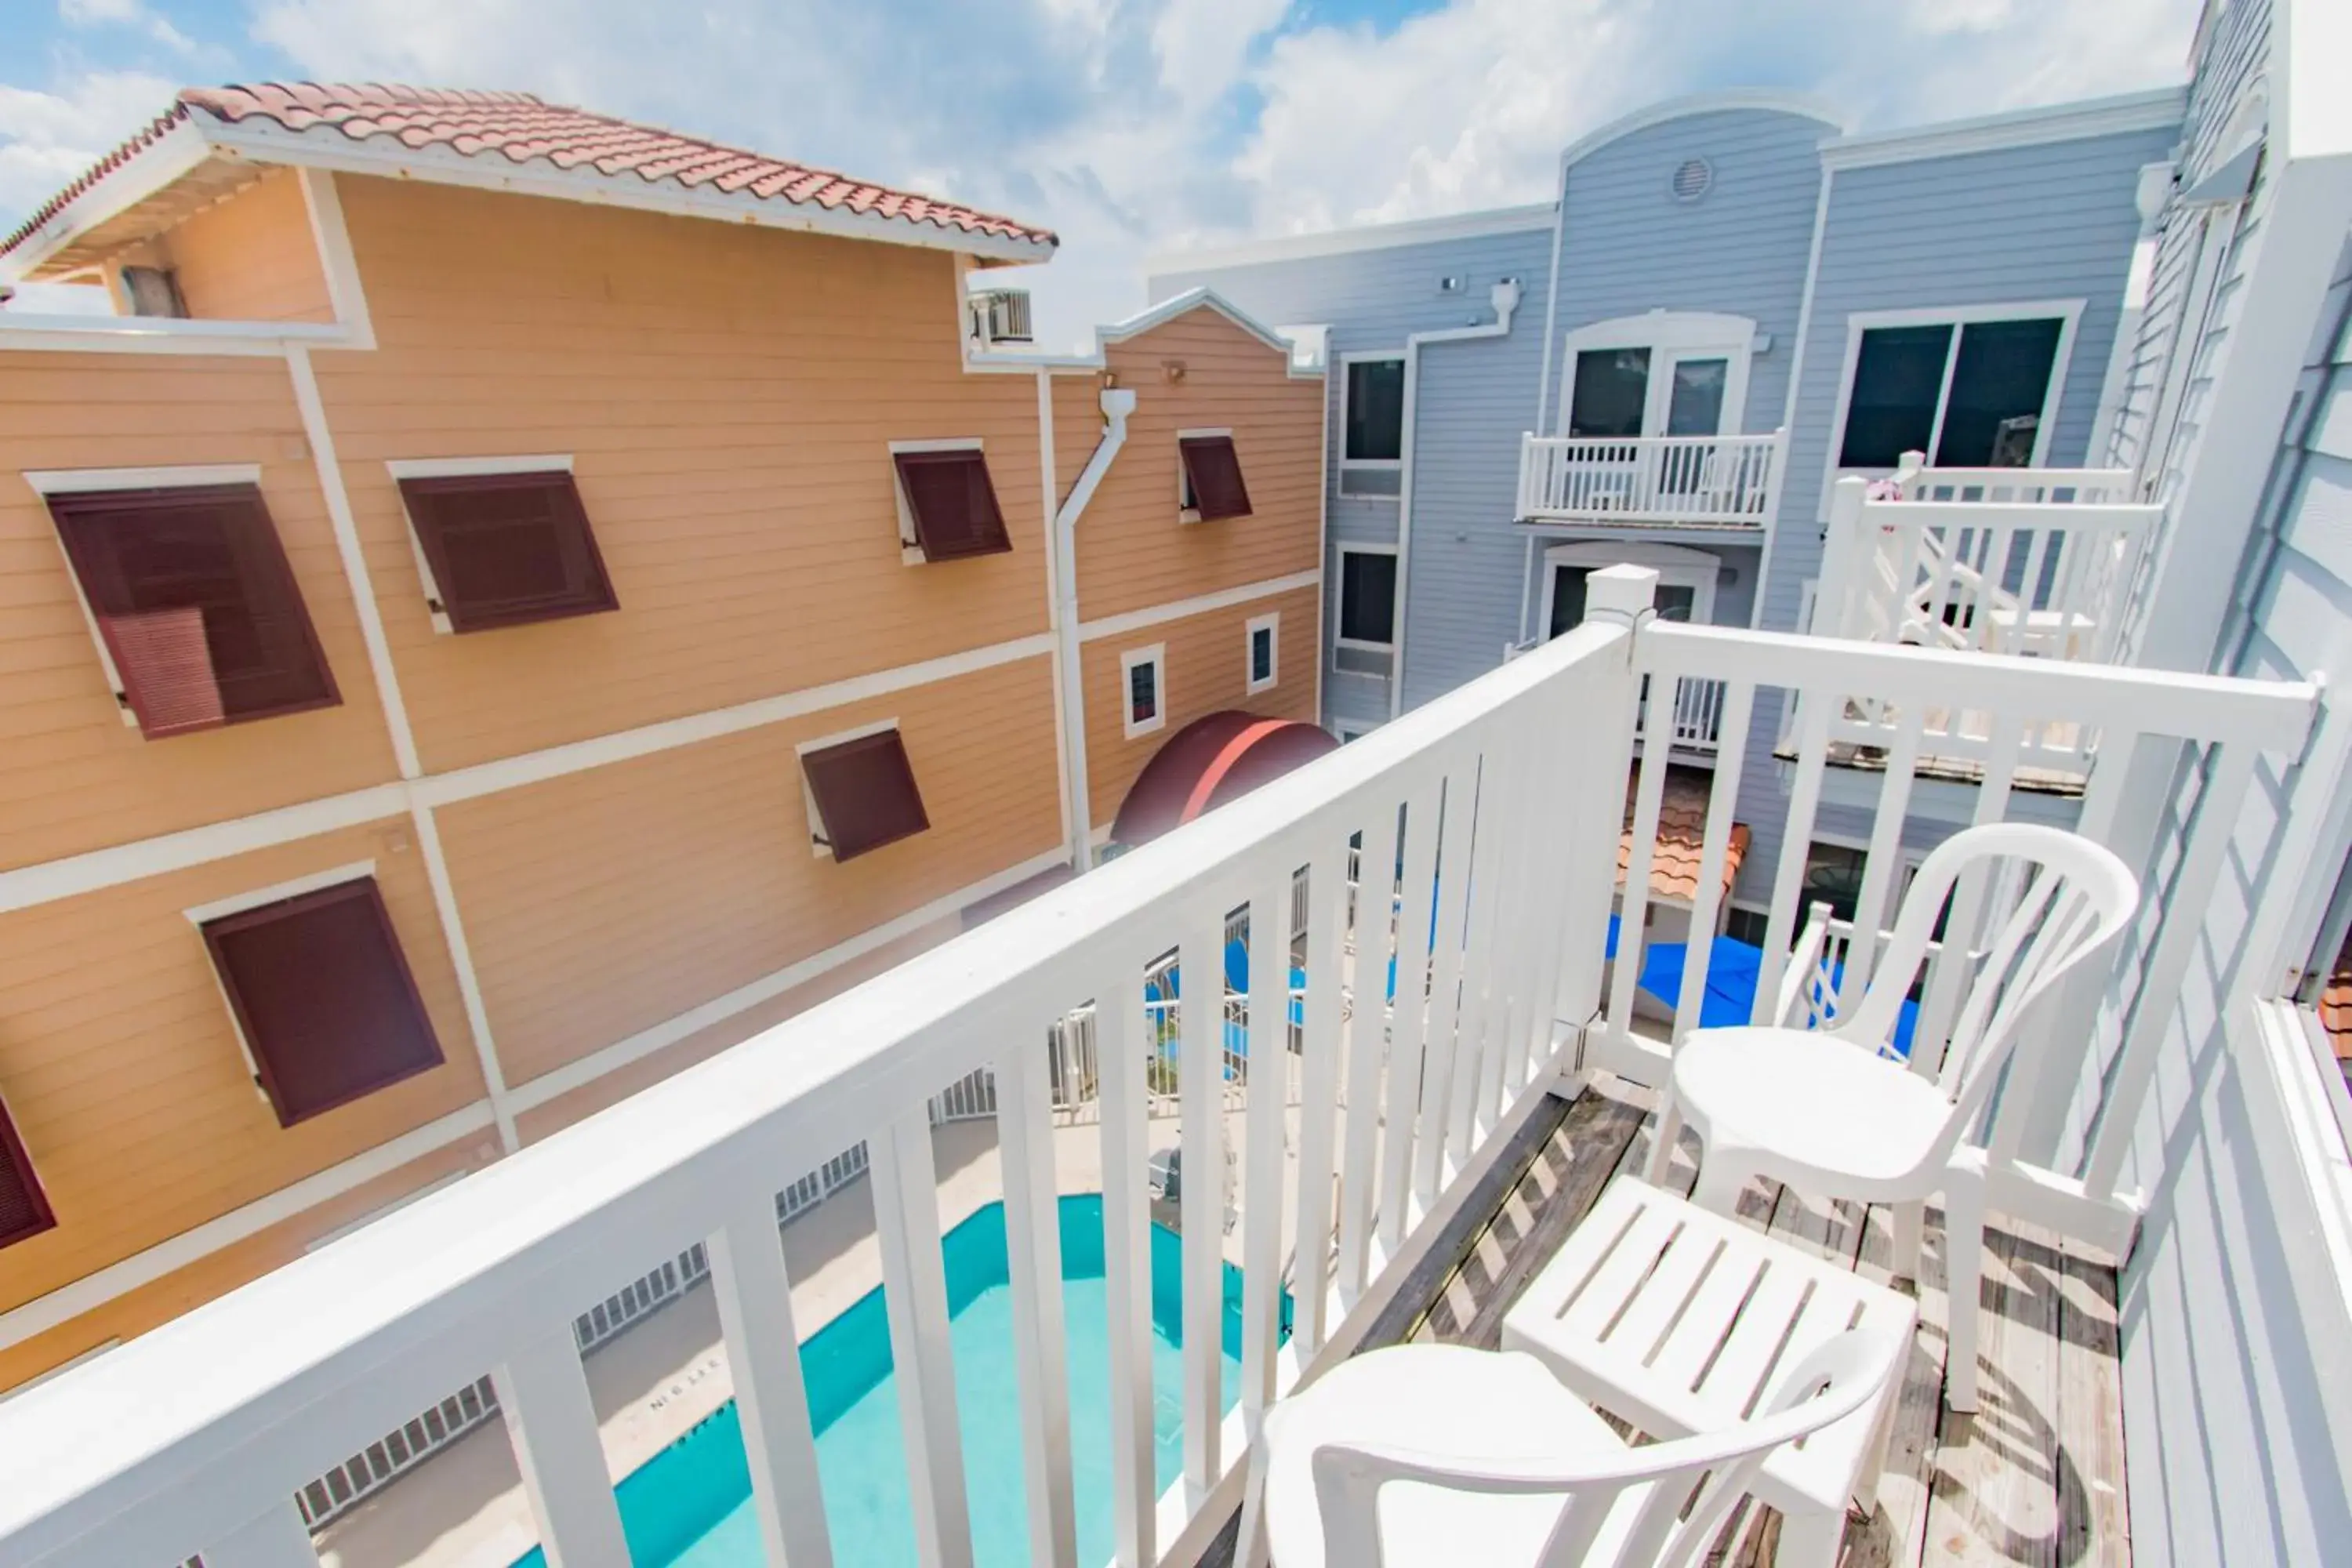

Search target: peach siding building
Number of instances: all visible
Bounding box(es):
[0,84,1324,1391]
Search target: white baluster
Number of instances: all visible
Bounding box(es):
[1290,844,1349,1355]
[1336,800,1401,1304]
[1178,915,1227,1493]
[1671,682,1756,1044]
[1240,872,1293,1429]
[1094,971,1157,1567]
[1413,764,1480,1205]
[201,1502,318,1568]
[1845,709,1926,999]
[996,1040,1078,1567]
[709,1193,832,1568]
[1377,777,1445,1254]
[495,1328,628,1568]
[1755,693,1833,1023]
[873,1109,975,1568]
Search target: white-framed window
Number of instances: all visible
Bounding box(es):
[886,437,1012,564]
[1540,541,1719,641]
[1338,352,1406,499]
[1335,543,1399,650]
[1335,725,1369,744]
[1824,301,2084,477]
[1245,612,1279,694]
[1555,312,1756,440]
[1121,644,1167,739]
[793,717,931,862]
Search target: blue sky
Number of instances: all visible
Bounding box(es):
[2,0,2196,347]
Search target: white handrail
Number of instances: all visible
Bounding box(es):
[1518,430,1781,525]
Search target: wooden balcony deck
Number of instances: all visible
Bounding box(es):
[1406,1075,2128,1566]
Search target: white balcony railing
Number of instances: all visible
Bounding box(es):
[0,568,2319,1568]
[1517,430,1782,527]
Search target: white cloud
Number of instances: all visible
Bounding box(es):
[58,0,209,59]
[0,71,178,222]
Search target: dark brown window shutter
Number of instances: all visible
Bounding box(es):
[46,484,339,739]
[803,729,931,861]
[397,472,619,632]
[893,450,1013,561]
[0,1095,56,1251]
[201,878,445,1127]
[1179,436,1251,521]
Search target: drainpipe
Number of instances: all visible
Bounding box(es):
[1389,278,1522,720]
[1054,387,1138,871]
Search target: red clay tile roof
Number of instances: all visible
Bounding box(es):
[2322,931,2352,1065]
[1618,767,1751,906]
[3,82,1056,263]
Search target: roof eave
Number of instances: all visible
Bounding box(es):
[198,117,1057,265]
[0,116,213,285]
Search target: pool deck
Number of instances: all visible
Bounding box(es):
[315,1105,1273,1568]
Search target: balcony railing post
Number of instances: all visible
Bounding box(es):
[708,1192,833,1568]
[1817,475,1869,639]
[494,1327,630,1568]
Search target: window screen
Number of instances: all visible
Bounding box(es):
[47,484,339,739]
[0,1095,55,1251]
[1179,436,1252,521]
[397,471,619,632]
[1838,326,1953,468]
[1935,318,2063,467]
[201,878,445,1127]
[893,449,1013,560]
[802,729,931,861]
[1569,350,1651,438]
[1345,359,1405,462]
[1338,552,1397,645]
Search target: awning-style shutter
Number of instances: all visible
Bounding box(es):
[893,450,1013,561]
[47,483,339,738]
[803,728,931,861]
[201,878,445,1127]
[0,1094,56,1250]
[397,471,620,632]
[1179,436,1252,521]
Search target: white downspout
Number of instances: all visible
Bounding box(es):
[1054,386,1137,871]
[1388,278,1522,720]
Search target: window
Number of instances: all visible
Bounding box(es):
[1835,311,2072,470]
[1801,841,1871,923]
[200,877,445,1127]
[890,444,1013,561]
[394,466,619,633]
[0,1092,55,1251]
[1246,612,1278,695]
[1569,349,1651,437]
[1178,433,1251,522]
[1555,314,1755,441]
[1122,644,1167,739]
[1541,543,1715,640]
[1337,546,1398,648]
[799,724,931,861]
[42,481,339,739]
[1340,355,1405,497]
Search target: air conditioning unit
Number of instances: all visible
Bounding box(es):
[968,288,1033,347]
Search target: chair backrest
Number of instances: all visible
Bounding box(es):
[1308,1327,1901,1568]
[1825,822,2137,1145]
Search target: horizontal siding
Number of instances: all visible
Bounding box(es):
[433,652,1064,1091]
[1069,310,1323,621]
[0,819,487,1313]
[2123,205,2352,1567]
[165,169,334,325]
[1081,585,1322,835]
[0,354,404,871]
[318,175,1052,773]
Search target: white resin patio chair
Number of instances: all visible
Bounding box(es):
[1243,1327,1900,1567]
[1646,821,2137,1410]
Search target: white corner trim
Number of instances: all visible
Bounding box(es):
[21,463,262,495]
[1121,644,1167,739]
[183,860,376,926]
[1818,85,2186,170]
[0,116,212,285]
[1143,204,1557,276]
[1751,162,1835,630]
[503,845,1073,1115]
[0,1100,499,1353]
[296,168,374,351]
[1245,612,1279,695]
[383,454,573,479]
[1077,568,1322,643]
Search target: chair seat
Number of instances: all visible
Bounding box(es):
[1262,1345,1646,1568]
[1675,1026,1951,1189]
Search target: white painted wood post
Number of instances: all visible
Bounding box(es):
[495,1328,629,1568]
[1336,798,1400,1305]
[995,1040,1079,1568]
[200,1501,319,1568]
[1817,475,1869,641]
[1092,974,1157,1567]
[872,1109,975,1568]
[1240,871,1293,1430]
[1178,916,1227,1494]
[709,1192,833,1568]
[1377,777,1445,1254]
[1290,840,1349,1355]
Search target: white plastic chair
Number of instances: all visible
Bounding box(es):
[1646,822,2138,1410]
[1243,1327,1900,1567]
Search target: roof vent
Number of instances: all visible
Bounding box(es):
[1671,158,1713,202]
[967,288,1033,347]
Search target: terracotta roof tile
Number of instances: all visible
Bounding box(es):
[1618,768,1751,906]
[3,82,1055,263]
[2322,931,2352,1065]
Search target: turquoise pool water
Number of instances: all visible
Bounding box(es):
[512,1195,1283,1568]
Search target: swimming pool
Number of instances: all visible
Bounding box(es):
[512,1194,1284,1568]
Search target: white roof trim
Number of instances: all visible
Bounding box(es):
[0,117,214,285]
[187,114,1055,266]
[1820,85,2187,170]
[1144,203,1555,276]
[975,288,1324,379]
[1556,90,1851,173]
